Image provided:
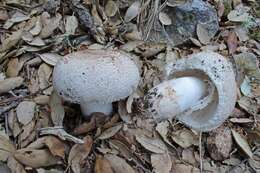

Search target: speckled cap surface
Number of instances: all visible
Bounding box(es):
[53,49,140,104]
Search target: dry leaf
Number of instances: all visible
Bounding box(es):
[8,109,22,138]
[34,95,50,105]
[231,129,253,158]
[49,91,65,126]
[156,121,175,148]
[39,126,84,143]
[4,11,29,29]
[159,12,172,25]
[0,10,8,21]
[7,156,26,173]
[6,58,19,77]
[14,148,61,168]
[197,23,211,45]
[207,126,233,161]
[0,30,23,53]
[0,133,15,162]
[38,63,52,90]
[27,136,65,159]
[166,0,187,7]
[105,154,135,173]
[98,124,122,140]
[21,31,33,42]
[68,136,93,173]
[182,149,196,165]
[124,1,141,22]
[19,119,36,142]
[227,31,238,54]
[228,9,249,22]
[30,17,42,36]
[65,15,78,35]
[73,116,96,135]
[151,153,172,173]
[230,117,254,123]
[172,164,199,173]
[16,101,36,125]
[105,0,118,17]
[28,37,46,46]
[0,77,24,94]
[171,129,198,148]
[95,155,113,173]
[136,135,167,153]
[234,26,249,42]
[38,53,62,66]
[40,12,62,38]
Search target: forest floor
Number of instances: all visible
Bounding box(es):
[0,0,259,173]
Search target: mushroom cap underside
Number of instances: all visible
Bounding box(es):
[164,51,237,131]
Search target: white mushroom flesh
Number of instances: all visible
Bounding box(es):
[143,51,237,131]
[144,77,207,119]
[53,49,140,116]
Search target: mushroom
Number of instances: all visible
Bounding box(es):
[143,51,237,131]
[52,49,140,117]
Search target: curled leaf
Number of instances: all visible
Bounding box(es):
[124,1,141,22]
[232,129,253,158]
[14,149,61,168]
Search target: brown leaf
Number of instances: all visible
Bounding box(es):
[227,31,238,54]
[40,12,62,38]
[207,126,233,161]
[0,132,15,162]
[156,121,175,148]
[0,30,23,52]
[16,101,36,125]
[197,23,211,45]
[95,155,113,173]
[68,136,93,173]
[14,148,61,168]
[38,63,52,90]
[19,119,36,142]
[29,16,42,36]
[73,116,96,135]
[33,95,50,105]
[38,53,62,66]
[136,135,167,153]
[27,136,65,159]
[7,109,22,138]
[6,58,19,77]
[7,156,26,173]
[105,154,135,173]
[0,77,24,94]
[231,129,253,158]
[172,164,199,173]
[171,129,199,148]
[49,91,65,126]
[105,0,118,17]
[151,153,172,173]
[98,124,122,140]
[0,10,8,21]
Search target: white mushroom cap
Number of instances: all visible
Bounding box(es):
[53,49,140,116]
[143,51,237,131]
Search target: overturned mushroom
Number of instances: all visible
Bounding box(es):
[143,51,237,131]
[53,49,140,117]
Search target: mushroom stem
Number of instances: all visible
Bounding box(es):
[144,77,207,119]
[80,101,113,117]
